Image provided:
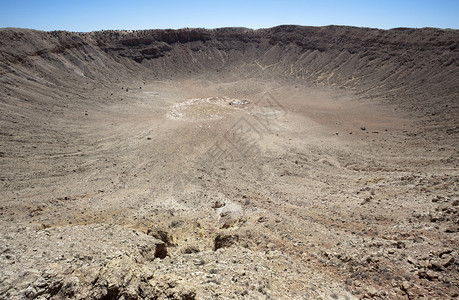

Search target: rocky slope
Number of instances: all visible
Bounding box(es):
[2,26,458,135]
[0,26,458,299]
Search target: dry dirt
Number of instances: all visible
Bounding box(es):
[0,26,458,299]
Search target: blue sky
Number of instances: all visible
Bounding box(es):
[1,0,458,32]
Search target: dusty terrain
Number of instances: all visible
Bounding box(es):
[0,26,458,299]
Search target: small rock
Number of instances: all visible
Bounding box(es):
[407,256,417,265]
[445,225,458,233]
[33,277,48,288]
[438,254,454,267]
[401,281,411,292]
[417,269,438,281]
[229,99,249,106]
[427,260,443,271]
[212,200,225,209]
[214,234,239,251]
[366,286,379,297]
[24,286,37,298]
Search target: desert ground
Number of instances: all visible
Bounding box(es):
[0,26,458,299]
